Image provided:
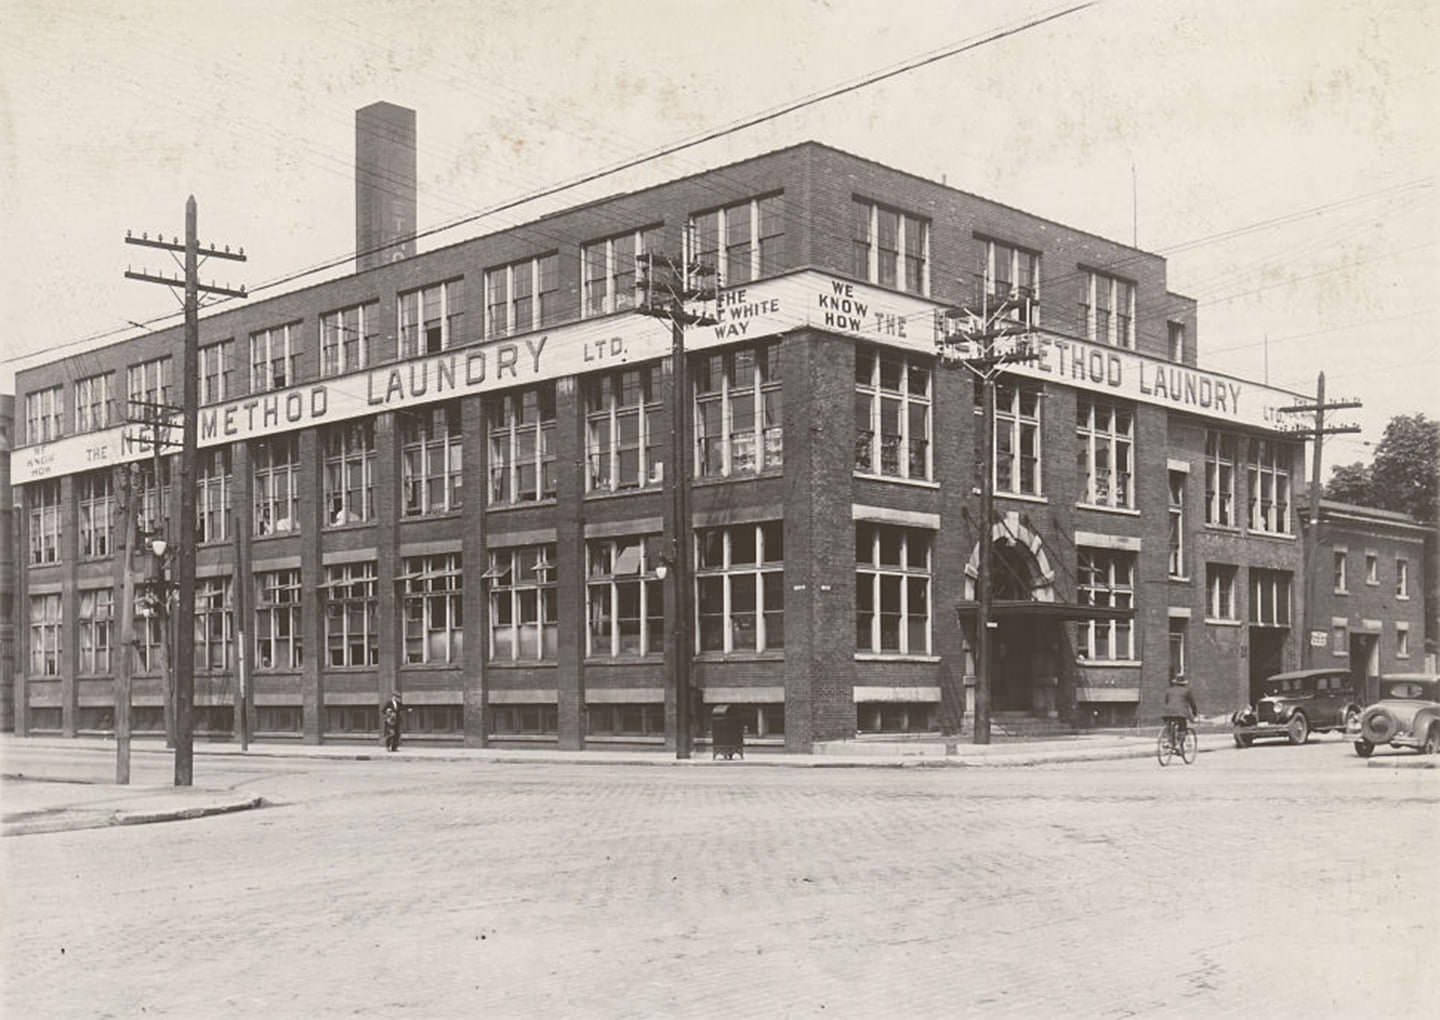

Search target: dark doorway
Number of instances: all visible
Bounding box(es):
[1349,633,1379,703]
[993,615,1035,711]
[1248,627,1287,702]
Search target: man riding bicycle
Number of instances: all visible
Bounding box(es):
[1162,674,1198,738]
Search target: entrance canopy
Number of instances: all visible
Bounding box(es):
[953,599,1132,621]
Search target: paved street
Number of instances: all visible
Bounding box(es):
[3,738,1437,1018]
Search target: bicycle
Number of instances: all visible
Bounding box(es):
[1157,718,1198,766]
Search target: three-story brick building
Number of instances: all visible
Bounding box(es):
[11,131,1323,750]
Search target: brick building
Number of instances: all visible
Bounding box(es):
[11,129,1326,750]
[1301,499,1430,702]
[1,394,14,730]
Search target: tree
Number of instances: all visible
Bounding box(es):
[1324,461,1372,506]
[1323,413,1439,523]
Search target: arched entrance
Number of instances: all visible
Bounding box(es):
[961,514,1064,716]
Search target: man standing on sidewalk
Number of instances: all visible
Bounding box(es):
[382,692,403,752]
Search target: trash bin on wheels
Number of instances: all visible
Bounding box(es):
[710,704,744,760]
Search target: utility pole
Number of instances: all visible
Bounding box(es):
[1278,372,1361,668]
[637,244,716,760]
[233,512,249,752]
[113,464,137,784]
[936,291,1039,744]
[125,200,246,785]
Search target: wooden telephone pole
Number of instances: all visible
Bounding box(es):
[124,199,246,785]
[1278,371,1361,668]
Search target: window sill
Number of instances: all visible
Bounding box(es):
[855,653,941,663]
[1168,574,1191,583]
[1076,503,1141,517]
[323,665,380,672]
[992,491,1048,505]
[486,500,557,513]
[486,660,559,669]
[694,651,785,663]
[254,669,304,676]
[1396,653,1411,660]
[1397,595,1411,601]
[1204,524,1242,534]
[584,656,665,666]
[692,470,785,488]
[853,473,940,490]
[1246,531,1296,542]
[1334,590,1349,596]
[325,519,377,532]
[253,530,302,542]
[586,735,666,745]
[400,663,462,671]
[401,510,464,522]
[584,486,663,502]
[1076,659,1142,668]
[1204,618,1242,628]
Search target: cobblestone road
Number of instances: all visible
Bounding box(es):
[4,740,1437,1018]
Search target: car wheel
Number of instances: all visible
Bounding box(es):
[1423,725,1440,756]
[1287,713,1309,745]
[1344,706,1361,734]
[1354,739,1374,758]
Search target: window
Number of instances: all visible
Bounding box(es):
[78,588,114,674]
[1076,398,1134,509]
[586,537,665,657]
[1207,563,1238,621]
[489,545,556,662]
[399,280,464,357]
[695,522,784,653]
[1168,618,1186,681]
[978,238,1040,311]
[488,386,556,504]
[985,381,1042,496]
[484,256,558,338]
[1167,471,1186,577]
[1397,622,1410,658]
[133,599,163,673]
[253,436,301,536]
[255,569,302,670]
[852,198,928,294]
[694,341,782,478]
[78,470,115,559]
[689,194,784,287]
[588,703,666,737]
[25,385,62,443]
[1204,431,1238,526]
[855,523,932,655]
[1333,550,1348,593]
[583,226,661,317]
[1080,271,1136,348]
[29,593,62,676]
[249,324,299,392]
[324,420,376,525]
[323,562,379,667]
[321,302,378,375]
[1250,569,1292,627]
[75,373,114,433]
[1247,439,1293,535]
[402,403,463,516]
[1168,321,1185,362]
[196,449,231,543]
[194,577,233,672]
[198,340,233,404]
[1332,624,1348,656]
[27,480,61,565]
[135,457,172,536]
[402,554,463,664]
[1364,552,1378,586]
[854,347,930,481]
[489,704,559,737]
[1077,549,1135,660]
[1397,558,1410,598]
[585,365,662,493]
[127,357,172,420]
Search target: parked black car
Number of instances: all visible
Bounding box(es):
[1230,668,1364,747]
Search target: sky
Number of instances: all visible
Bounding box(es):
[1,0,1436,475]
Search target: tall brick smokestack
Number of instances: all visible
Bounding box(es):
[355,102,417,273]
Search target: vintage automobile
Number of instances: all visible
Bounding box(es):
[1230,667,1363,747]
[1354,674,1440,757]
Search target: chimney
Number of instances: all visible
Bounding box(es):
[355,102,417,273]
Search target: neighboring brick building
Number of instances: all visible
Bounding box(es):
[1,394,14,731]
[1301,499,1430,702]
[11,133,1326,750]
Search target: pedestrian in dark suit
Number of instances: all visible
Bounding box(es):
[383,692,403,752]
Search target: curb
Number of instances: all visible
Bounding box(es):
[2,795,267,838]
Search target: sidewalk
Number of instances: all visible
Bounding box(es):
[2,729,1231,836]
